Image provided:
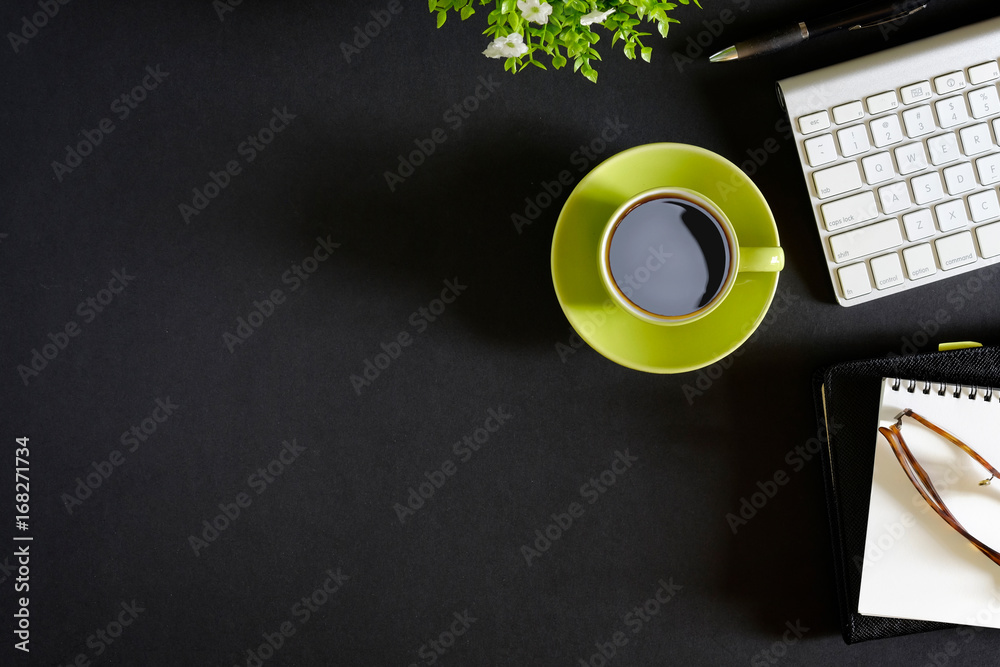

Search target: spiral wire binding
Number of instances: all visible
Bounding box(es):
[888,378,1000,401]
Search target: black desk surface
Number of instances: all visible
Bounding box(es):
[4,1,1000,665]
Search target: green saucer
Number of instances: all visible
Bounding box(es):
[551,143,781,374]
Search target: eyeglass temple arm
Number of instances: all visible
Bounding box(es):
[895,409,1000,483]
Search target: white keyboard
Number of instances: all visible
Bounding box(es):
[778,16,1000,306]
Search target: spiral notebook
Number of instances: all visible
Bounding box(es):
[858,376,1000,628]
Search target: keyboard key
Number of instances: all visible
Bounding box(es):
[813,161,863,199]
[934,71,967,94]
[927,133,960,165]
[959,123,994,155]
[878,182,911,214]
[902,209,935,241]
[832,101,864,125]
[975,153,1000,184]
[829,218,902,263]
[836,125,870,157]
[943,162,976,195]
[804,133,838,167]
[798,110,831,134]
[903,243,937,279]
[935,95,970,128]
[894,142,928,175]
[821,191,878,231]
[968,85,1000,119]
[837,262,872,299]
[976,221,1000,257]
[900,81,932,104]
[911,172,944,205]
[969,189,1000,222]
[969,61,1000,85]
[871,253,905,289]
[871,115,903,148]
[935,199,970,231]
[862,152,895,184]
[901,105,936,137]
[867,91,898,115]
[936,231,977,269]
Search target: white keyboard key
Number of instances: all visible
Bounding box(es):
[969,61,1000,85]
[968,85,1000,119]
[911,172,944,205]
[821,191,879,231]
[936,231,977,269]
[867,91,899,115]
[943,162,976,195]
[871,253,905,289]
[901,105,936,138]
[813,161,863,199]
[832,101,864,125]
[836,125,870,157]
[927,133,960,165]
[960,123,994,155]
[975,153,1000,184]
[799,110,831,135]
[976,221,1000,257]
[900,81,932,105]
[935,199,970,231]
[878,182,911,214]
[862,152,895,184]
[894,142,928,175]
[935,95,970,128]
[837,262,872,299]
[903,243,937,279]
[902,209,935,241]
[829,218,902,263]
[804,133,838,167]
[934,71,967,94]
[871,115,903,148]
[969,189,1000,222]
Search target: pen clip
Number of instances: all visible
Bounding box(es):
[848,3,927,31]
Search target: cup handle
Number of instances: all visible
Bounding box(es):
[738,247,784,273]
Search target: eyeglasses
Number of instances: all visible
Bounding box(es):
[878,409,1000,567]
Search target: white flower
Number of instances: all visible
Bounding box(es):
[580,8,616,26]
[483,32,529,59]
[517,0,553,25]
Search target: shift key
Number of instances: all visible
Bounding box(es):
[813,161,863,199]
[829,218,902,263]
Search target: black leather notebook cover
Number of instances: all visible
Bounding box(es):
[813,345,1000,644]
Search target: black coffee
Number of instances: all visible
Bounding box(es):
[607,196,731,318]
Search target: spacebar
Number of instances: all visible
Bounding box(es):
[829,218,902,263]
